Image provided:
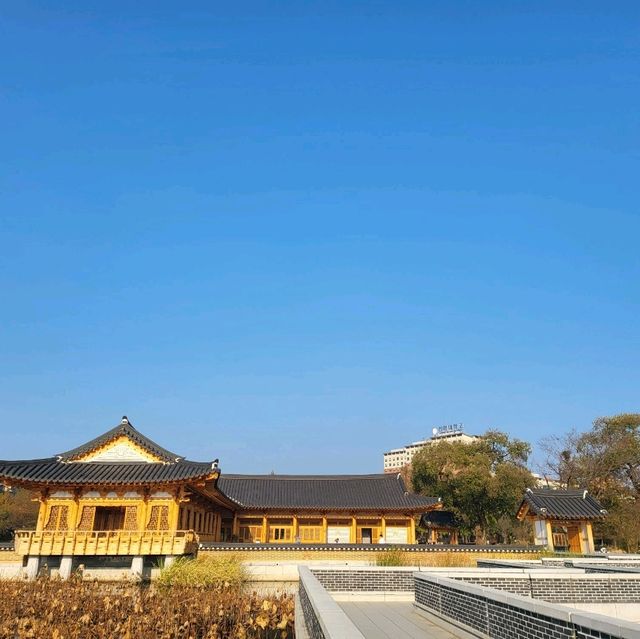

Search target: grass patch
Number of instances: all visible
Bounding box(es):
[156,554,247,589]
[375,548,407,566]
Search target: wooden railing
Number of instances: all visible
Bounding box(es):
[14,530,198,556]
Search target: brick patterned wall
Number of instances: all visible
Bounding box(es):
[415,577,440,609]
[445,573,640,604]
[298,581,325,639]
[415,575,632,639]
[449,575,533,597]
[530,577,640,603]
[440,584,489,634]
[311,569,414,592]
[486,599,573,639]
[582,564,640,574]
[310,567,640,606]
[574,624,618,639]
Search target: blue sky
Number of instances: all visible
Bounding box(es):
[1,2,638,473]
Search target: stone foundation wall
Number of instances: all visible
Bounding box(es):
[297,567,364,639]
[311,567,415,591]
[415,573,639,639]
[298,581,324,639]
[427,572,640,603]
[199,546,541,567]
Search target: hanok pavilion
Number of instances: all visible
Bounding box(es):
[0,417,439,576]
[516,487,607,554]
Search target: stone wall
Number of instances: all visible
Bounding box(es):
[309,566,640,602]
[435,571,640,603]
[415,573,639,639]
[199,545,541,567]
[297,567,364,639]
[311,567,415,592]
[298,580,325,639]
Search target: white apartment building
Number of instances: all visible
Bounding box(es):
[383,425,480,472]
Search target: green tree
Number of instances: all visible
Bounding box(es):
[412,430,535,543]
[0,488,39,541]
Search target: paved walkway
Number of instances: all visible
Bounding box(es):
[339,602,459,639]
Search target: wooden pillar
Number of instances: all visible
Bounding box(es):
[585,522,595,554]
[36,492,47,531]
[322,516,327,544]
[350,516,356,543]
[262,515,268,543]
[232,514,239,540]
[546,520,554,551]
[169,494,180,531]
[67,497,79,531]
[380,516,386,543]
[216,513,222,541]
[140,493,150,531]
[293,515,298,542]
[408,516,416,544]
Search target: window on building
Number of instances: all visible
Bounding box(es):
[93,506,126,531]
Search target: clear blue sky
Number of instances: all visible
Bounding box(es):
[1,2,638,474]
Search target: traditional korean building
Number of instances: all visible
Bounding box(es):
[516,487,608,554]
[218,473,436,544]
[0,417,440,576]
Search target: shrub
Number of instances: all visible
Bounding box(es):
[156,554,247,588]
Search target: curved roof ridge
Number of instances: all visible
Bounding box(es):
[0,457,219,486]
[221,473,391,480]
[0,457,58,465]
[57,416,183,463]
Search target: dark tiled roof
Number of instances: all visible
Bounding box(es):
[0,458,218,486]
[58,417,182,462]
[420,510,457,528]
[218,473,439,511]
[519,488,607,520]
